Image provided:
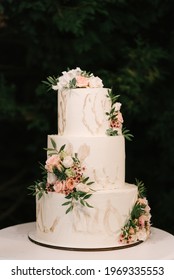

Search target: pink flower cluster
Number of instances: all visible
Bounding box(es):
[52,67,103,91]
[45,153,86,195]
[119,197,151,244]
[53,178,75,195]
[110,111,123,129]
[76,75,103,88]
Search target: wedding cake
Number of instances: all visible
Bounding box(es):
[28,67,151,250]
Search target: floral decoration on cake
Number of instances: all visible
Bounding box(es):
[106,89,133,140]
[43,67,133,140]
[119,179,151,244]
[28,138,94,214]
[43,67,103,92]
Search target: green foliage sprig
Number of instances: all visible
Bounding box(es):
[106,89,133,140]
[122,127,134,141]
[42,76,57,91]
[62,191,93,214]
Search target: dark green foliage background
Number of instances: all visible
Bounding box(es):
[0,0,174,234]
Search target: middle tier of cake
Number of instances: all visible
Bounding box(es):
[48,135,125,190]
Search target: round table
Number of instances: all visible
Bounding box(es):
[0,222,173,260]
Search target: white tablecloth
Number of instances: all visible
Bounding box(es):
[0,222,173,260]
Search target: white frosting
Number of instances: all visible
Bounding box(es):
[36,183,138,248]
[48,135,125,190]
[34,86,149,249]
[58,88,111,136]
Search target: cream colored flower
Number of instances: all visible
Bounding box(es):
[62,156,74,168]
[76,183,90,193]
[47,172,57,184]
[88,76,103,88]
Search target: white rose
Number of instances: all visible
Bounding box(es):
[62,156,74,168]
[114,102,122,111]
[68,67,82,78]
[47,172,57,184]
[88,76,103,88]
[58,75,70,90]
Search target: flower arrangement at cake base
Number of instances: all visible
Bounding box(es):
[119,180,151,245]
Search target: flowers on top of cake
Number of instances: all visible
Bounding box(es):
[28,138,94,214]
[119,179,151,244]
[44,67,104,92]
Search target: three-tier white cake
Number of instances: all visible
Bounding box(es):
[29,68,151,250]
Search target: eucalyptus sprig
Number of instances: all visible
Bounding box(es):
[122,127,134,141]
[62,190,93,214]
[106,89,120,106]
[135,178,146,198]
[28,180,47,200]
[42,76,57,91]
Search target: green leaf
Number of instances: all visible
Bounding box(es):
[122,127,134,141]
[62,201,72,206]
[131,203,144,220]
[53,167,67,181]
[66,205,73,214]
[82,177,89,184]
[50,138,57,149]
[106,128,118,136]
[65,193,72,199]
[44,147,55,151]
[80,199,85,206]
[58,144,66,153]
[135,178,146,198]
[86,181,94,185]
[83,193,92,199]
[85,202,94,208]
[38,191,44,200]
[77,191,87,197]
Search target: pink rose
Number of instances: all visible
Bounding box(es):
[45,155,62,172]
[117,111,123,123]
[76,75,89,88]
[65,178,75,191]
[53,180,66,193]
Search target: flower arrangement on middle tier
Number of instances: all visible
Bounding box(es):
[28,138,94,214]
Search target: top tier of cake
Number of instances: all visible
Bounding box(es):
[58,88,111,136]
[51,67,123,137]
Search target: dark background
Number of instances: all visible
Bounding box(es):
[0,0,174,235]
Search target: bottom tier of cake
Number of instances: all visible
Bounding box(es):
[31,183,146,250]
